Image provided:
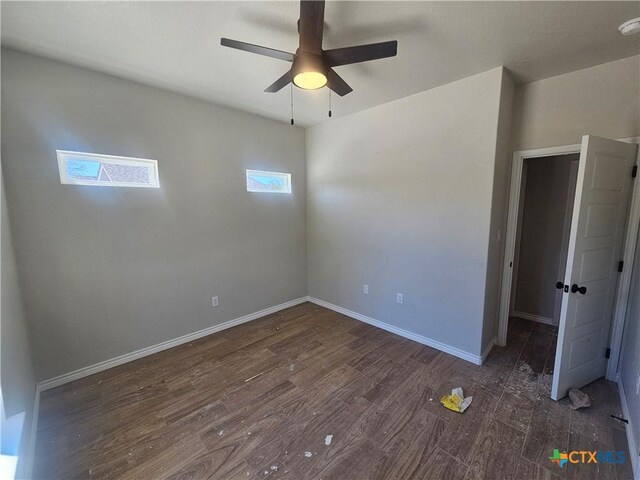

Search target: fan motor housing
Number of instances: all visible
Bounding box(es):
[292,52,328,88]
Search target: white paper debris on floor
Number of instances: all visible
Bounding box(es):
[440,387,473,413]
[270,466,278,471]
[304,452,313,458]
[218,430,224,436]
[324,435,333,446]
[568,388,591,410]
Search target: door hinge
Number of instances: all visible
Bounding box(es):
[605,348,611,359]
[618,261,624,272]
[632,165,637,178]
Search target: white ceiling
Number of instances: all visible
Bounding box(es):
[2,1,639,127]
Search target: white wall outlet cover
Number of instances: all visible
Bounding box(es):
[396,293,403,304]
[363,285,369,294]
[212,296,219,307]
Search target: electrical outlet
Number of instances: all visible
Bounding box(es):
[363,285,369,295]
[212,296,219,307]
[396,293,403,304]
[636,372,640,395]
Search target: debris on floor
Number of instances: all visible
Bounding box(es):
[440,387,473,413]
[568,388,591,410]
[324,434,333,446]
[518,362,535,374]
[244,371,265,383]
[304,452,313,458]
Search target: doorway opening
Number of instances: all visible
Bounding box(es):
[497,137,640,401]
[511,154,579,330]
[506,153,579,396]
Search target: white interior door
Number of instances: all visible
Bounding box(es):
[551,135,637,400]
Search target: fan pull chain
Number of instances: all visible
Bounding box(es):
[290,84,295,126]
[328,89,332,118]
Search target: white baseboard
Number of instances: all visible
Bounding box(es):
[26,295,487,474]
[617,375,640,480]
[308,297,484,365]
[37,296,309,392]
[25,296,309,477]
[511,310,555,326]
[481,337,496,363]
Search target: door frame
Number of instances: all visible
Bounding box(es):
[497,137,640,382]
[607,136,640,380]
[508,156,578,326]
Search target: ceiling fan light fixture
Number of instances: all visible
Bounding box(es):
[293,71,327,90]
[291,52,327,90]
[220,0,398,97]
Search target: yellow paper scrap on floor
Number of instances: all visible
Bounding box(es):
[440,387,473,413]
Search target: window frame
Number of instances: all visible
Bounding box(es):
[56,150,160,188]
[245,169,292,194]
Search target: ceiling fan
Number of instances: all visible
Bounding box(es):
[220,0,398,97]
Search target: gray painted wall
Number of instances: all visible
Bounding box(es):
[514,155,576,319]
[511,55,640,151]
[1,49,307,381]
[620,226,640,467]
[306,67,505,357]
[1,170,36,478]
[481,70,514,351]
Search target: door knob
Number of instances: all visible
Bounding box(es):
[571,284,587,295]
[556,281,565,289]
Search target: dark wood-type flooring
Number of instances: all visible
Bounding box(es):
[34,303,633,479]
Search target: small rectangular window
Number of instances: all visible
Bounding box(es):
[57,150,160,188]
[246,169,291,194]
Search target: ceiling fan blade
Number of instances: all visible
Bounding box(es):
[265,71,292,93]
[298,0,325,54]
[327,69,353,96]
[220,38,295,62]
[323,40,397,67]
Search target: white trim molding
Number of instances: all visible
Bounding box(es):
[24,296,310,477]
[511,310,555,326]
[481,337,496,363]
[498,138,639,385]
[37,296,309,392]
[308,297,485,365]
[617,376,640,480]
[607,140,640,381]
[497,143,581,347]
